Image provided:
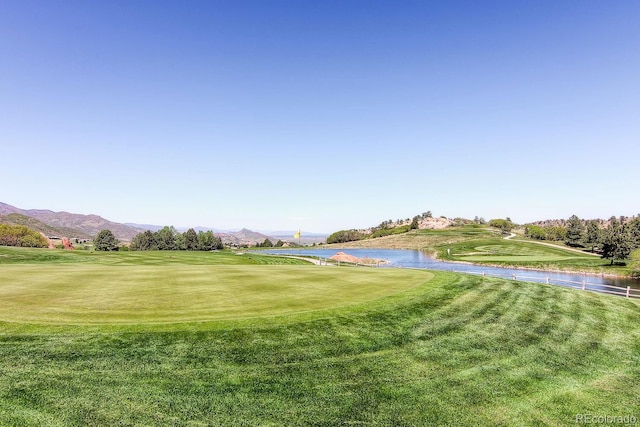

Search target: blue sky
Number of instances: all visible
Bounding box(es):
[1,0,639,233]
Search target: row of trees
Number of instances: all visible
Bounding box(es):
[130,227,223,251]
[326,229,366,244]
[255,238,287,247]
[525,215,640,265]
[523,224,568,242]
[0,224,49,248]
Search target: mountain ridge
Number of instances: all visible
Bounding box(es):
[1,202,323,245]
[0,202,145,240]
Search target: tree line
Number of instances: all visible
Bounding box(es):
[129,227,224,251]
[525,215,640,265]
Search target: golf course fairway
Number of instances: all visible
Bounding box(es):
[1,248,639,425]
[0,264,432,324]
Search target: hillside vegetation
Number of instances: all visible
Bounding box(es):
[0,213,88,239]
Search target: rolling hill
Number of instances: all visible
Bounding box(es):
[0,213,91,239]
[0,202,144,240]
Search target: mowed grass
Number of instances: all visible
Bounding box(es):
[0,246,308,266]
[439,237,628,275]
[0,247,639,425]
[451,241,593,262]
[0,264,430,325]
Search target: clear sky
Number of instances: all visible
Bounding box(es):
[1,0,639,233]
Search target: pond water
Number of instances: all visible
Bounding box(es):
[262,248,640,291]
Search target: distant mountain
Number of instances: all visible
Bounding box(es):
[0,213,91,239]
[0,202,144,240]
[232,228,271,244]
[0,201,325,245]
[266,231,328,245]
[259,230,329,238]
[123,223,164,232]
[125,223,240,234]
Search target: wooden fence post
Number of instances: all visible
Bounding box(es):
[582,280,586,291]
[546,277,549,284]
[627,286,631,298]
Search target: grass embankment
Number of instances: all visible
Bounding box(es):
[0,247,639,425]
[333,226,632,276]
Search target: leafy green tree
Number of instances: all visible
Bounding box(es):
[601,217,633,265]
[174,232,186,250]
[260,238,273,248]
[19,233,49,248]
[154,226,177,250]
[0,224,49,247]
[326,229,364,244]
[197,231,223,251]
[130,230,156,251]
[564,214,585,247]
[275,239,285,247]
[544,226,567,242]
[93,229,119,251]
[184,228,199,250]
[488,218,514,234]
[524,224,546,240]
[585,220,601,252]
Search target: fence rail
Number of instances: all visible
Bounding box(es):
[288,255,640,300]
[452,269,640,299]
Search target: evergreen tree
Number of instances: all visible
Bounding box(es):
[154,226,177,250]
[564,214,585,247]
[585,220,600,252]
[93,229,119,251]
[601,217,633,265]
[174,232,186,250]
[628,217,640,248]
[197,230,223,250]
[184,228,199,250]
[130,230,156,251]
[410,216,420,230]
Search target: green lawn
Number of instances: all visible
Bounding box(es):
[0,264,430,326]
[437,237,628,275]
[0,246,309,266]
[0,247,639,426]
